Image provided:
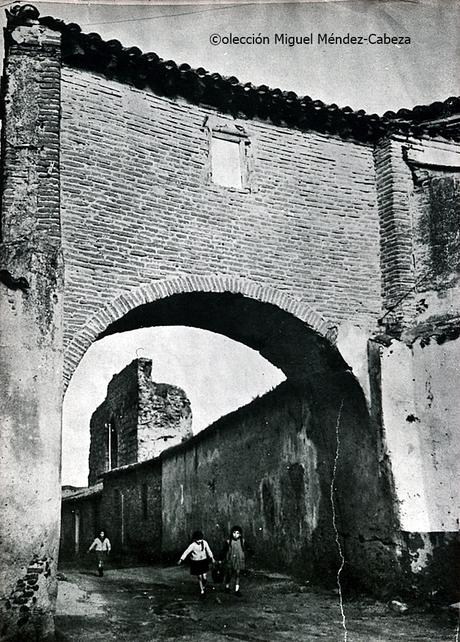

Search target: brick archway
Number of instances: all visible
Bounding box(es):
[64,274,334,388]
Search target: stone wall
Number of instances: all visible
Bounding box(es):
[89,358,192,485]
[138,360,193,461]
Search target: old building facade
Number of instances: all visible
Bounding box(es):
[0,4,459,640]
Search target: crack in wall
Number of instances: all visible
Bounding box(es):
[330,399,347,641]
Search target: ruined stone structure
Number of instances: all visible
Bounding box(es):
[61,358,191,559]
[62,364,396,598]
[88,358,192,485]
[0,4,459,640]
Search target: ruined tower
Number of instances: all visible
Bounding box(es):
[88,358,192,485]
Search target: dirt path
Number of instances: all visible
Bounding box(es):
[55,565,458,642]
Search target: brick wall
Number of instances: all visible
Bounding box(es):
[0,25,61,245]
[373,137,416,327]
[60,66,382,371]
[374,136,460,333]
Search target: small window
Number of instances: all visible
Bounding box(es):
[205,117,250,190]
[211,137,243,188]
[107,419,118,470]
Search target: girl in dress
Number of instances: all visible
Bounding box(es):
[222,525,246,596]
[178,530,215,598]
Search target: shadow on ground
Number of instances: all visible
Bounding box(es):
[55,565,457,642]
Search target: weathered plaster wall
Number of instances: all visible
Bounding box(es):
[101,461,162,560]
[59,66,383,370]
[379,335,459,597]
[412,337,459,532]
[60,490,102,560]
[0,21,63,642]
[379,337,460,532]
[161,377,399,594]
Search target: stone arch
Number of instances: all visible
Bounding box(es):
[61,274,400,597]
[64,274,334,388]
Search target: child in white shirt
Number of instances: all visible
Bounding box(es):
[88,530,111,577]
[178,529,215,597]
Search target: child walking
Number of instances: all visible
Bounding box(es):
[222,525,246,596]
[178,530,215,598]
[88,530,111,577]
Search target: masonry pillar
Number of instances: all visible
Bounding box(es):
[373,136,417,332]
[0,6,63,641]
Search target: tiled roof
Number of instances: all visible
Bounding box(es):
[7,4,460,142]
[61,482,103,501]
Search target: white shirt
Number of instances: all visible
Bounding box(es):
[89,537,111,552]
[180,540,213,562]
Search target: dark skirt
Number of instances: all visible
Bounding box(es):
[190,559,210,576]
[95,551,108,566]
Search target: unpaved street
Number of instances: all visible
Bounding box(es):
[55,565,458,641]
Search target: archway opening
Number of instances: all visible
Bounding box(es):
[97,291,347,381]
[60,291,396,594]
[62,325,285,487]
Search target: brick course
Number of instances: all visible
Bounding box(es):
[60,67,382,380]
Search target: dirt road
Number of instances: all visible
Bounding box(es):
[55,565,458,641]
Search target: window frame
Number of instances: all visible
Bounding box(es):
[205,117,251,191]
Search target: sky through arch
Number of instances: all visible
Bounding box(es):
[62,326,285,486]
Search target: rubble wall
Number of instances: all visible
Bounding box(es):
[89,358,192,484]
